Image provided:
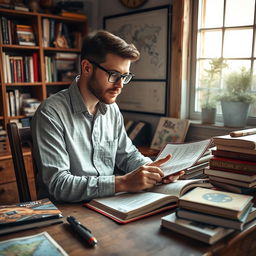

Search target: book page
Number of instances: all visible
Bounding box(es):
[148,179,210,197]
[91,192,170,214]
[156,139,211,176]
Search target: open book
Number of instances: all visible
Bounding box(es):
[84,179,212,224]
[156,139,211,176]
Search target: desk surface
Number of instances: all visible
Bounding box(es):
[0,203,255,256]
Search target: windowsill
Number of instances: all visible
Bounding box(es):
[185,120,255,142]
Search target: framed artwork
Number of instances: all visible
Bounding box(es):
[104,5,170,114]
[104,6,169,80]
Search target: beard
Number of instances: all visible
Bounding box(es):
[88,72,121,104]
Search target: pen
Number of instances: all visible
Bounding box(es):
[230,128,256,137]
[67,216,97,247]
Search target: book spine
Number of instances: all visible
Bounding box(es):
[9,91,15,116]
[212,149,256,162]
[32,52,39,82]
[210,159,256,172]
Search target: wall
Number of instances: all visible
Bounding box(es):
[96,0,171,137]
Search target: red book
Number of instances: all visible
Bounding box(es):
[32,52,39,82]
[210,157,256,172]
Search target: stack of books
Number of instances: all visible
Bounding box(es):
[181,149,213,180]
[161,187,256,244]
[205,130,256,194]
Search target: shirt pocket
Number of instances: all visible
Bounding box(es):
[100,138,118,168]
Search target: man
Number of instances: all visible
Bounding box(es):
[32,30,184,202]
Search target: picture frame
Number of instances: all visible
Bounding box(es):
[104,5,170,115]
[104,6,169,80]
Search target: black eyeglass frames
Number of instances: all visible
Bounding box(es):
[89,60,134,85]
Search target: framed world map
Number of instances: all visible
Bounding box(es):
[104,5,170,114]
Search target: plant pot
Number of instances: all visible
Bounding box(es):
[201,107,216,124]
[221,101,250,128]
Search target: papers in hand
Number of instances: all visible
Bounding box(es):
[156,139,211,177]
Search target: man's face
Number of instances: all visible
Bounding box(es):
[88,54,131,104]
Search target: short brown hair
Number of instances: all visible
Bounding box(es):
[80,30,140,63]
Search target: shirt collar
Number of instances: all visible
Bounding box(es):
[68,76,108,115]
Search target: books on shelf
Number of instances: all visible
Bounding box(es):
[176,206,255,231]
[0,198,63,235]
[0,232,68,256]
[161,212,234,245]
[155,139,211,177]
[42,18,82,49]
[2,53,39,83]
[179,187,253,220]
[150,117,190,150]
[16,24,35,46]
[213,134,256,150]
[84,179,212,224]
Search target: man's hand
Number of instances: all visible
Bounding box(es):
[115,154,184,193]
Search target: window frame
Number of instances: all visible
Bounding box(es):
[189,0,256,126]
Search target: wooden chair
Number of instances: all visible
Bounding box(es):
[7,122,38,202]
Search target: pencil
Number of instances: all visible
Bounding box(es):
[230,128,256,137]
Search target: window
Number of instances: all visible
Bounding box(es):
[190,0,256,125]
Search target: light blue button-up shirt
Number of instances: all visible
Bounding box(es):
[32,77,151,202]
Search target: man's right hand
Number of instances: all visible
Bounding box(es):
[115,155,171,193]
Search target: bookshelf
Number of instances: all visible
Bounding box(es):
[0,7,87,203]
[0,8,87,131]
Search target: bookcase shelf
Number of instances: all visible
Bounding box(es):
[44,47,81,52]
[0,7,87,131]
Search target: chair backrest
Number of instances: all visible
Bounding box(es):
[7,122,37,202]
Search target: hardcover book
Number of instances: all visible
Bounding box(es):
[205,168,256,182]
[179,187,253,220]
[210,180,256,194]
[209,157,256,172]
[176,205,255,230]
[150,117,190,150]
[209,176,256,188]
[84,179,212,224]
[211,149,256,162]
[216,145,256,155]
[161,212,234,244]
[213,134,256,150]
[0,198,63,235]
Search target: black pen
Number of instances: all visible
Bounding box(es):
[67,216,97,247]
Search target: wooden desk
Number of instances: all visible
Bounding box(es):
[0,204,255,256]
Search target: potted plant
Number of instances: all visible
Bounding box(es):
[200,58,227,124]
[217,67,256,127]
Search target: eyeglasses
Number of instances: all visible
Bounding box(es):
[89,60,134,85]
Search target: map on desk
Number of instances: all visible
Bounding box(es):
[0,232,68,256]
